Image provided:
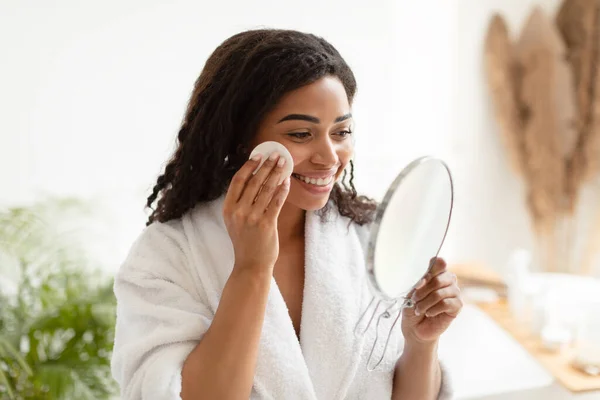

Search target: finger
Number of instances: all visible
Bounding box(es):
[420,257,446,282]
[427,257,447,277]
[413,270,457,303]
[406,277,426,301]
[414,284,461,316]
[411,258,447,297]
[252,156,288,212]
[225,154,262,206]
[264,177,291,220]
[239,152,281,208]
[421,297,463,318]
[407,258,444,299]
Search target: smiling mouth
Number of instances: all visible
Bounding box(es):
[292,173,335,187]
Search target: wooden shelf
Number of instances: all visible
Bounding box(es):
[477,298,600,392]
[450,263,600,392]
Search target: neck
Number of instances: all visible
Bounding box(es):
[277,201,306,244]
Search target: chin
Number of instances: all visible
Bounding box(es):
[290,198,330,212]
[286,183,332,211]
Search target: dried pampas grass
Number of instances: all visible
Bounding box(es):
[516,7,577,236]
[484,2,600,273]
[485,7,577,234]
[484,15,525,175]
[556,0,600,212]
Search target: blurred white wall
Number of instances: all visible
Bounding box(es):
[1,0,574,277]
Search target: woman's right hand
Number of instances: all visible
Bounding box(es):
[223,152,291,273]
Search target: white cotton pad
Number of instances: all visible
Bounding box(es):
[249,141,294,181]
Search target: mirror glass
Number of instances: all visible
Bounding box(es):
[366,156,454,302]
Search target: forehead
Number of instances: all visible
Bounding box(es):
[265,76,351,123]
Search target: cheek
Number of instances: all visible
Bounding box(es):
[331,144,353,181]
[287,147,311,169]
[337,142,354,166]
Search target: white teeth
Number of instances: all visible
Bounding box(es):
[294,174,333,186]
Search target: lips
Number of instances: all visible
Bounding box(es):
[292,173,335,187]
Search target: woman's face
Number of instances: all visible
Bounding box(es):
[252,76,354,211]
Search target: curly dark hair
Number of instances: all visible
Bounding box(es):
[146,28,376,226]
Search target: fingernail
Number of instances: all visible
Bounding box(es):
[277,157,286,167]
[415,309,420,316]
[269,152,280,161]
[251,153,262,162]
[415,278,426,289]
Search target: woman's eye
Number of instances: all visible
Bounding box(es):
[288,132,310,139]
[335,130,353,138]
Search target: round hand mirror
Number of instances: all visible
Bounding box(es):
[356,156,454,371]
[366,156,454,304]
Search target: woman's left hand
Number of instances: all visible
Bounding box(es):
[401,257,463,345]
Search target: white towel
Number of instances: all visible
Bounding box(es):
[111,196,453,399]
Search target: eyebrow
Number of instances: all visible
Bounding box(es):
[277,113,352,124]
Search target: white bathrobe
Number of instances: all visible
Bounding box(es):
[111,196,453,399]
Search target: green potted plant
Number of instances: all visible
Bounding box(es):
[0,198,118,399]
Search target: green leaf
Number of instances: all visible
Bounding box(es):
[0,337,32,375]
[0,367,16,400]
[34,363,76,399]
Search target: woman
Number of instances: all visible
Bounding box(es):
[111,29,462,399]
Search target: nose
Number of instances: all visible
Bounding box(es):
[310,136,339,167]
